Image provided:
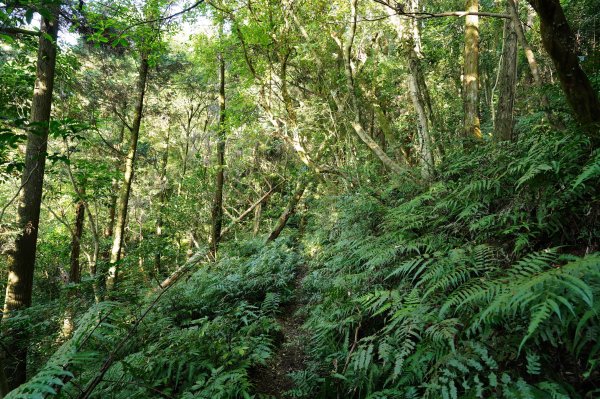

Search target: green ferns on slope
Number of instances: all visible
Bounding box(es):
[8,239,301,399]
[298,130,600,398]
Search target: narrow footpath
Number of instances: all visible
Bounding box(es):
[252,264,309,398]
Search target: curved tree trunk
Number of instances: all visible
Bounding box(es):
[527,0,600,129]
[495,0,518,141]
[1,7,59,390]
[106,55,149,293]
[463,0,482,139]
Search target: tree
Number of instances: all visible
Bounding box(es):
[106,55,150,293]
[2,4,59,389]
[210,43,227,257]
[527,0,600,129]
[507,0,551,121]
[494,0,518,141]
[463,0,481,139]
[342,0,404,175]
[384,0,435,177]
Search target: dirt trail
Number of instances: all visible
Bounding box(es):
[252,264,309,398]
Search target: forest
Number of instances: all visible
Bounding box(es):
[0,0,600,397]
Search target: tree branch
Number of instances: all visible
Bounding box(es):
[0,26,41,36]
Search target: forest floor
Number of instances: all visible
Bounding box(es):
[251,264,309,397]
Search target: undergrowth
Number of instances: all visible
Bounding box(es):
[297,129,600,398]
[8,238,302,399]
[11,129,600,398]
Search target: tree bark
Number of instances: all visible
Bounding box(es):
[266,179,309,243]
[106,55,149,293]
[463,0,482,139]
[494,0,518,141]
[210,51,226,257]
[527,0,600,128]
[2,7,59,390]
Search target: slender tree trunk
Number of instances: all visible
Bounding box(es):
[527,0,600,128]
[407,56,435,175]
[495,0,518,141]
[507,0,555,124]
[464,0,482,139]
[343,0,404,175]
[386,0,435,177]
[253,203,262,236]
[69,200,85,284]
[61,195,86,339]
[266,179,309,243]
[155,128,170,275]
[106,55,149,293]
[1,8,59,390]
[210,51,226,257]
[104,180,118,239]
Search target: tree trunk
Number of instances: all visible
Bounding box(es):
[104,180,118,239]
[407,55,435,175]
[69,200,85,284]
[527,0,600,128]
[210,51,226,257]
[495,0,518,141]
[343,0,404,175]
[106,55,149,293]
[266,179,309,243]
[1,8,59,390]
[386,0,435,177]
[464,0,482,139]
[154,128,170,276]
[508,0,557,125]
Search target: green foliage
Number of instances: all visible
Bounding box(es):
[17,239,301,398]
[298,129,600,398]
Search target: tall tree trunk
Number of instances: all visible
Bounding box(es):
[1,7,59,390]
[154,128,170,276]
[106,55,149,293]
[495,0,518,141]
[464,0,482,139]
[266,179,309,243]
[527,0,600,128]
[343,0,404,175]
[210,51,226,257]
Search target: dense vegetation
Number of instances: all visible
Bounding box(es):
[1,0,599,398]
